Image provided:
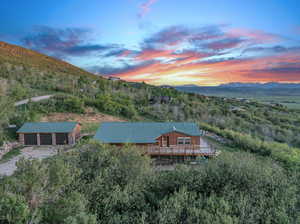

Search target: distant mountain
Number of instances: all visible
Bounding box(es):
[174,84,200,88]
[175,82,300,89]
[218,82,300,88]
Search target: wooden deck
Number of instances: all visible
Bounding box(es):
[146,145,217,156]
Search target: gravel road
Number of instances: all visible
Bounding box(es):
[0,147,57,176]
[14,95,54,106]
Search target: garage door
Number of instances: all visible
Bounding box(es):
[56,133,69,145]
[24,133,37,145]
[40,133,52,145]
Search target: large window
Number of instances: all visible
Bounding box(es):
[185,137,191,145]
[177,137,191,145]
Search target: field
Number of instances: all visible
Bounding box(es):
[176,86,300,109]
[257,96,300,109]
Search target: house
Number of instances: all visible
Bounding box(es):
[160,85,174,89]
[17,122,81,146]
[229,106,246,112]
[108,76,121,81]
[94,122,216,160]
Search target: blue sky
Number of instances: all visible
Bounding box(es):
[1,0,300,85]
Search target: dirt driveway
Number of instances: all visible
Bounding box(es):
[0,147,57,176]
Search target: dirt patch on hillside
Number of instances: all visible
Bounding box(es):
[41,112,125,123]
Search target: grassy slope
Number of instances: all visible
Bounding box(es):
[0,41,96,78]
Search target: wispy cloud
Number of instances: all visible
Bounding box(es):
[22,26,122,59]
[138,0,158,18]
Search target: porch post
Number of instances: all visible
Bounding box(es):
[52,133,56,145]
[37,133,40,146]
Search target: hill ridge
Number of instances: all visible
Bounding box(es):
[0,41,97,78]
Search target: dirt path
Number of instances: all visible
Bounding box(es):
[14,95,54,106]
[0,147,57,176]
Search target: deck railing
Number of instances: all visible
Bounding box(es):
[146,145,216,156]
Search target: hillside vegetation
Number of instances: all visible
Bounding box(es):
[0,41,300,223]
[1,144,299,224]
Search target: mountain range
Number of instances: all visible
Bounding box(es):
[176,82,300,89]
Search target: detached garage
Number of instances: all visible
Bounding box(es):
[17,122,81,146]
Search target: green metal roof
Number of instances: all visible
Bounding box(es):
[94,122,203,144]
[17,122,78,133]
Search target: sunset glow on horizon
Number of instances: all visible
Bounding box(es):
[1,0,299,86]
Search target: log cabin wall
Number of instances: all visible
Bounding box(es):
[74,124,81,139]
[68,124,81,145]
[19,133,24,145]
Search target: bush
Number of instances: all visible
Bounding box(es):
[88,95,137,119]
[200,122,300,170]
[0,143,298,223]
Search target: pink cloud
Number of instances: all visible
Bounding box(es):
[229,28,281,44]
[138,0,158,18]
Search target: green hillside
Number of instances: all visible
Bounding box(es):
[1,41,300,166]
[0,41,300,223]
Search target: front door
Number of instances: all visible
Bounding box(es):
[162,136,170,147]
[166,136,170,147]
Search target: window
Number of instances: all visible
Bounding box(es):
[177,137,191,145]
[177,137,185,145]
[185,137,191,145]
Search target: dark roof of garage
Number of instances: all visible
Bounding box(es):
[17,122,78,133]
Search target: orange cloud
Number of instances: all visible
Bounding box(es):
[113,51,300,86]
[84,24,299,86]
[135,49,210,62]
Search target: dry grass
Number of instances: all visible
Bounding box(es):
[41,111,125,123]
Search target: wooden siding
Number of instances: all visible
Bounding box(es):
[156,131,200,147]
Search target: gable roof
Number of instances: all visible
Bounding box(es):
[94,122,203,144]
[17,122,78,133]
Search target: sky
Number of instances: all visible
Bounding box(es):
[0,0,300,86]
